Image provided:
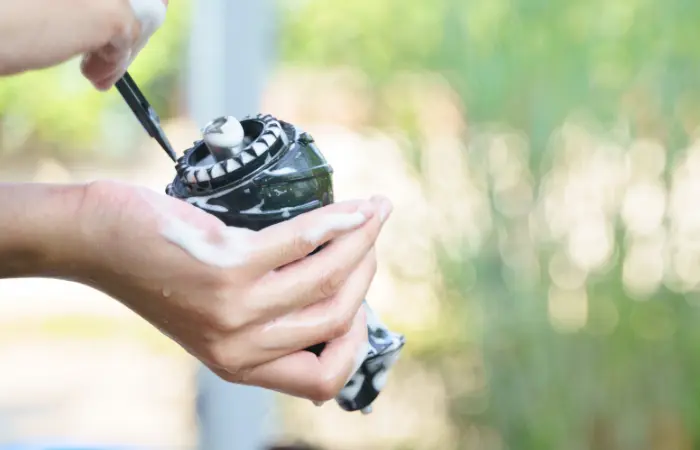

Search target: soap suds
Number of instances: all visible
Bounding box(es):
[160,216,255,268]
[182,183,243,213]
[240,200,265,214]
[302,212,369,244]
[265,167,297,176]
[186,196,228,213]
[281,208,291,218]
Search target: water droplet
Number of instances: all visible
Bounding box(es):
[162,286,172,298]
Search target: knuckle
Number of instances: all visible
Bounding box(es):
[110,2,135,38]
[209,301,248,333]
[276,233,315,264]
[318,268,345,298]
[309,379,343,403]
[203,341,244,374]
[201,342,228,369]
[327,313,354,340]
[213,313,245,334]
[291,233,316,258]
[214,367,252,385]
[205,285,256,333]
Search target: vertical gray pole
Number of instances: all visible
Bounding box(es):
[186,1,279,450]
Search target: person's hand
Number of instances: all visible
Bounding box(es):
[74,180,393,402]
[81,0,168,90]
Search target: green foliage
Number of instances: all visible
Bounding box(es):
[281,0,700,148]
[0,1,191,159]
[281,1,700,448]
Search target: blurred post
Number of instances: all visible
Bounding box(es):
[186,1,279,450]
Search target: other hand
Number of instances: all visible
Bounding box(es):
[81,0,168,90]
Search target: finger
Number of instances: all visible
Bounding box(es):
[81,42,132,89]
[82,0,167,90]
[204,249,374,372]
[249,197,388,317]
[250,248,376,359]
[246,198,380,273]
[235,306,369,402]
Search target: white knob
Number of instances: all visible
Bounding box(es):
[202,116,245,160]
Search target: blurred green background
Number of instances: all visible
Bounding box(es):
[4,0,700,449]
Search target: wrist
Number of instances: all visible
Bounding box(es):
[0,182,89,280]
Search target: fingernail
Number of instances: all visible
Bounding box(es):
[369,196,393,223]
[357,201,376,219]
[375,198,393,223]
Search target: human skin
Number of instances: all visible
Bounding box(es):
[0,0,394,402]
[0,181,392,401]
[0,0,168,90]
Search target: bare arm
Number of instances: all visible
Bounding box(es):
[0,0,130,75]
[0,0,167,89]
[0,182,87,279]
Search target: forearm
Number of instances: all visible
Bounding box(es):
[0,182,88,279]
[0,0,132,75]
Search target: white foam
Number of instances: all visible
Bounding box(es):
[240,200,265,214]
[159,216,255,268]
[264,167,296,176]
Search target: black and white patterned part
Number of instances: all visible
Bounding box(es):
[178,114,285,187]
[335,301,405,414]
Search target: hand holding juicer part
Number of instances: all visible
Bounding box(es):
[115,73,405,414]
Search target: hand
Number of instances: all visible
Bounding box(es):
[81,0,168,90]
[75,180,393,402]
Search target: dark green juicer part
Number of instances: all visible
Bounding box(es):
[166,114,405,414]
